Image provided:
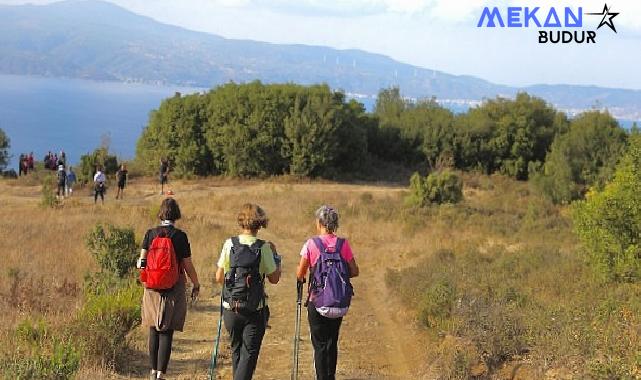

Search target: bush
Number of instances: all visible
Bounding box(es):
[79,147,118,184]
[85,223,137,278]
[75,280,142,369]
[572,134,641,282]
[407,170,463,207]
[418,278,456,328]
[40,175,60,208]
[1,319,80,380]
[533,110,627,204]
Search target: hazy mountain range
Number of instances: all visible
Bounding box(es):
[1,0,640,120]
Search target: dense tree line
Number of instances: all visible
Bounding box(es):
[135,82,631,202]
[0,127,9,171]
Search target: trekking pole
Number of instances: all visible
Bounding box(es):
[208,294,224,380]
[291,279,305,380]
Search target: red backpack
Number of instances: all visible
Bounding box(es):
[141,229,180,290]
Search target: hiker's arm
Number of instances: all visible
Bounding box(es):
[267,266,281,284]
[296,256,310,281]
[348,259,359,278]
[215,267,224,284]
[183,257,200,288]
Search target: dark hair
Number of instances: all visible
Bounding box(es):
[237,203,268,232]
[158,198,181,221]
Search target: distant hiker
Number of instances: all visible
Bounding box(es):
[59,150,66,167]
[43,152,49,170]
[296,205,359,380]
[27,153,34,172]
[137,198,200,380]
[215,203,282,380]
[159,158,169,195]
[116,163,128,200]
[56,165,67,199]
[93,166,106,204]
[18,154,25,176]
[66,166,76,196]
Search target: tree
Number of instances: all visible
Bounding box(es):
[0,127,9,171]
[572,134,641,282]
[453,93,567,179]
[533,110,628,203]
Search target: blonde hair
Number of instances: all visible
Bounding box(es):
[237,203,269,232]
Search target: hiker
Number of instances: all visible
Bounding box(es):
[66,166,76,196]
[215,203,282,380]
[296,205,359,380]
[93,166,106,204]
[18,154,25,176]
[59,150,66,167]
[27,153,34,173]
[56,165,66,199]
[137,198,200,380]
[43,152,50,170]
[159,158,169,195]
[116,163,128,200]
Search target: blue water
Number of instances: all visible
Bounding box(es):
[0,74,199,169]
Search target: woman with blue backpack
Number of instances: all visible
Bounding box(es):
[296,205,359,380]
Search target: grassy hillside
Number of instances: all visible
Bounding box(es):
[1,173,639,379]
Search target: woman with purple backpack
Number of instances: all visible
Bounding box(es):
[296,205,359,380]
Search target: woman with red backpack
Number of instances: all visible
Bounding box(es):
[296,205,359,380]
[137,198,201,380]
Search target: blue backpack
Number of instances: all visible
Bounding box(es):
[307,237,354,318]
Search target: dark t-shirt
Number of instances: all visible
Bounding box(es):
[142,226,191,261]
[117,169,128,185]
[160,162,168,176]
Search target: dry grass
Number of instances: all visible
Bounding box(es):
[2,172,637,379]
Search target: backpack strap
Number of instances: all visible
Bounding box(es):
[335,238,345,257]
[311,237,326,253]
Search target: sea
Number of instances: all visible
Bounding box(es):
[0,74,637,171]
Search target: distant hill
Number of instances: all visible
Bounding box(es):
[1,0,640,120]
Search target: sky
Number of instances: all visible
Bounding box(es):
[2,0,641,89]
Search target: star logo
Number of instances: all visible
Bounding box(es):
[586,3,619,33]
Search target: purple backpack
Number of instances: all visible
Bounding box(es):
[308,237,354,318]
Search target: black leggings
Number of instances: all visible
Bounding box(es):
[148,328,174,372]
[308,304,343,380]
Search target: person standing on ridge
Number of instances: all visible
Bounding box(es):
[159,158,170,195]
[116,163,128,200]
[93,166,106,204]
[56,164,67,199]
[66,166,77,196]
[27,152,34,173]
[137,198,200,380]
[215,203,282,380]
[296,205,359,380]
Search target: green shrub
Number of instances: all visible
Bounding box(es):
[1,320,80,380]
[419,279,456,328]
[75,280,142,369]
[40,175,60,208]
[533,110,627,204]
[79,147,118,184]
[85,223,137,278]
[572,134,641,282]
[407,170,463,207]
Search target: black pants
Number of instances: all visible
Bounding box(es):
[94,187,104,203]
[223,307,268,380]
[148,328,174,372]
[308,303,343,380]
